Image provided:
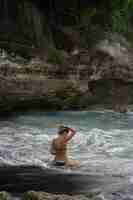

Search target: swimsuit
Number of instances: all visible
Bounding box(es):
[51,139,67,167]
[53,160,65,166]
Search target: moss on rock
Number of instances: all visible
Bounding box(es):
[0,192,10,200]
[23,191,92,200]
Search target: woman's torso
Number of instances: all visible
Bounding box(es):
[52,137,67,162]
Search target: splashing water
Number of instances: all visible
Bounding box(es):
[0,110,133,176]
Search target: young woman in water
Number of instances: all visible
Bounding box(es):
[50,126,80,168]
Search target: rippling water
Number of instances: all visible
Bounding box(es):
[1,110,133,176]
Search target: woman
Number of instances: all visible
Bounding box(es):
[50,126,80,168]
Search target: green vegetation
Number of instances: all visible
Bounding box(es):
[31,0,131,51]
[47,48,65,65]
[50,0,133,46]
[108,0,133,33]
[1,0,133,53]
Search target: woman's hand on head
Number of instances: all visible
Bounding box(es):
[63,128,76,143]
[67,127,76,135]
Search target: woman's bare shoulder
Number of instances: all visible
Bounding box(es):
[53,137,65,147]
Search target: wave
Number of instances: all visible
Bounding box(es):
[0,124,133,164]
[0,112,133,177]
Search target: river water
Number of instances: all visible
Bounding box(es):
[0,110,133,174]
[1,110,133,198]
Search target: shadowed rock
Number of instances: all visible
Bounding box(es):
[0,165,103,194]
[0,165,130,197]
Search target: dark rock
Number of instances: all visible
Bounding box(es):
[0,165,105,194]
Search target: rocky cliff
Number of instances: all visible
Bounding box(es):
[0,33,133,113]
[0,50,89,112]
[0,1,133,112]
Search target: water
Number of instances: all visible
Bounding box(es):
[0,110,133,176]
[2,110,133,199]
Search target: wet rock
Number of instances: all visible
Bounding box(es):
[0,191,10,200]
[89,38,133,82]
[84,189,102,199]
[23,191,92,200]
[93,194,106,200]
[87,34,133,112]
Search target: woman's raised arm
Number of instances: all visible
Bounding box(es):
[63,128,76,143]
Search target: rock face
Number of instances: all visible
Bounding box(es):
[0,2,133,112]
[0,33,133,112]
[0,50,89,112]
[0,0,53,57]
[86,34,133,112]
